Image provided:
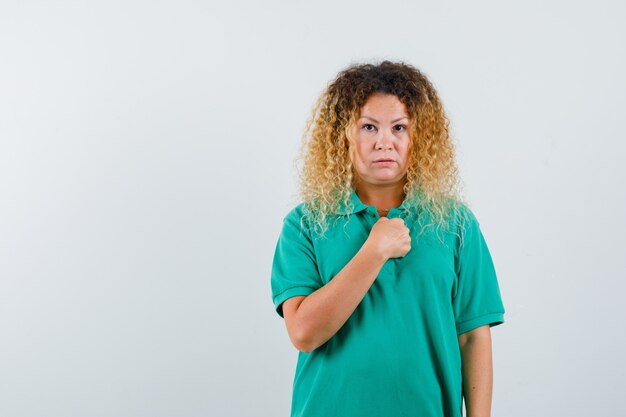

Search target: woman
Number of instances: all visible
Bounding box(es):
[270,60,505,417]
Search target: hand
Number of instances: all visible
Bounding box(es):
[366,217,412,261]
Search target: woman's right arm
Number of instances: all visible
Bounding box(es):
[282,217,411,353]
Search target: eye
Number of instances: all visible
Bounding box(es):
[394,124,407,132]
[362,123,376,132]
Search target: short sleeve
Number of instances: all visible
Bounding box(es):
[270,207,323,319]
[452,209,506,335]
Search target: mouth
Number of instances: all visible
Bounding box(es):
[374,158,395,163]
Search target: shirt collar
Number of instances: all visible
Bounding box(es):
[337,189,409,215]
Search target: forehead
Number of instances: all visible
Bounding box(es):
[358,93,409,117]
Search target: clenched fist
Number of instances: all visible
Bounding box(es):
[366,217,412,261]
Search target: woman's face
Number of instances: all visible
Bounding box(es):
[349,93,411,187]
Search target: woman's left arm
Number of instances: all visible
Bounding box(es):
[457,324,493,417]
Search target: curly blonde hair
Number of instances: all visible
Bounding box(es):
[296,60,472,246]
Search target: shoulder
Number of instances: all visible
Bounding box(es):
[280,202,314,238]
[283,202,306,221]
[282,202,309,229]
[456,202,479,229]
[450,201,482,253]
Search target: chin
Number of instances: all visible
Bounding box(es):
[372,176,402,183]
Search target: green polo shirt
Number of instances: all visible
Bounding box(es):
[270,189,505,417]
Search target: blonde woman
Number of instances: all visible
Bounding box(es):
[270,60,505,417]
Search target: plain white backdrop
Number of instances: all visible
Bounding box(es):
[1,1,625,416]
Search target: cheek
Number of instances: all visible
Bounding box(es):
[398,145,410,166]
[356,145,369,166]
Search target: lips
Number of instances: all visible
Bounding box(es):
[374,158,395,162]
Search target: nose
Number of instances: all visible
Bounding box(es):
[375,130,393,150]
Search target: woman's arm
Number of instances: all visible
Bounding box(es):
[458,325,494,417]
[282,217,411,353]
[282,241,387,352]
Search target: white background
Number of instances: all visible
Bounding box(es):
[1,1,625,416]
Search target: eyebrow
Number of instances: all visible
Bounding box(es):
[359,116,409,124]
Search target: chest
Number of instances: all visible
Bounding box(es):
[312,215,458,296]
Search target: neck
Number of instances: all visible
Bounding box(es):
[354,182,406,211]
